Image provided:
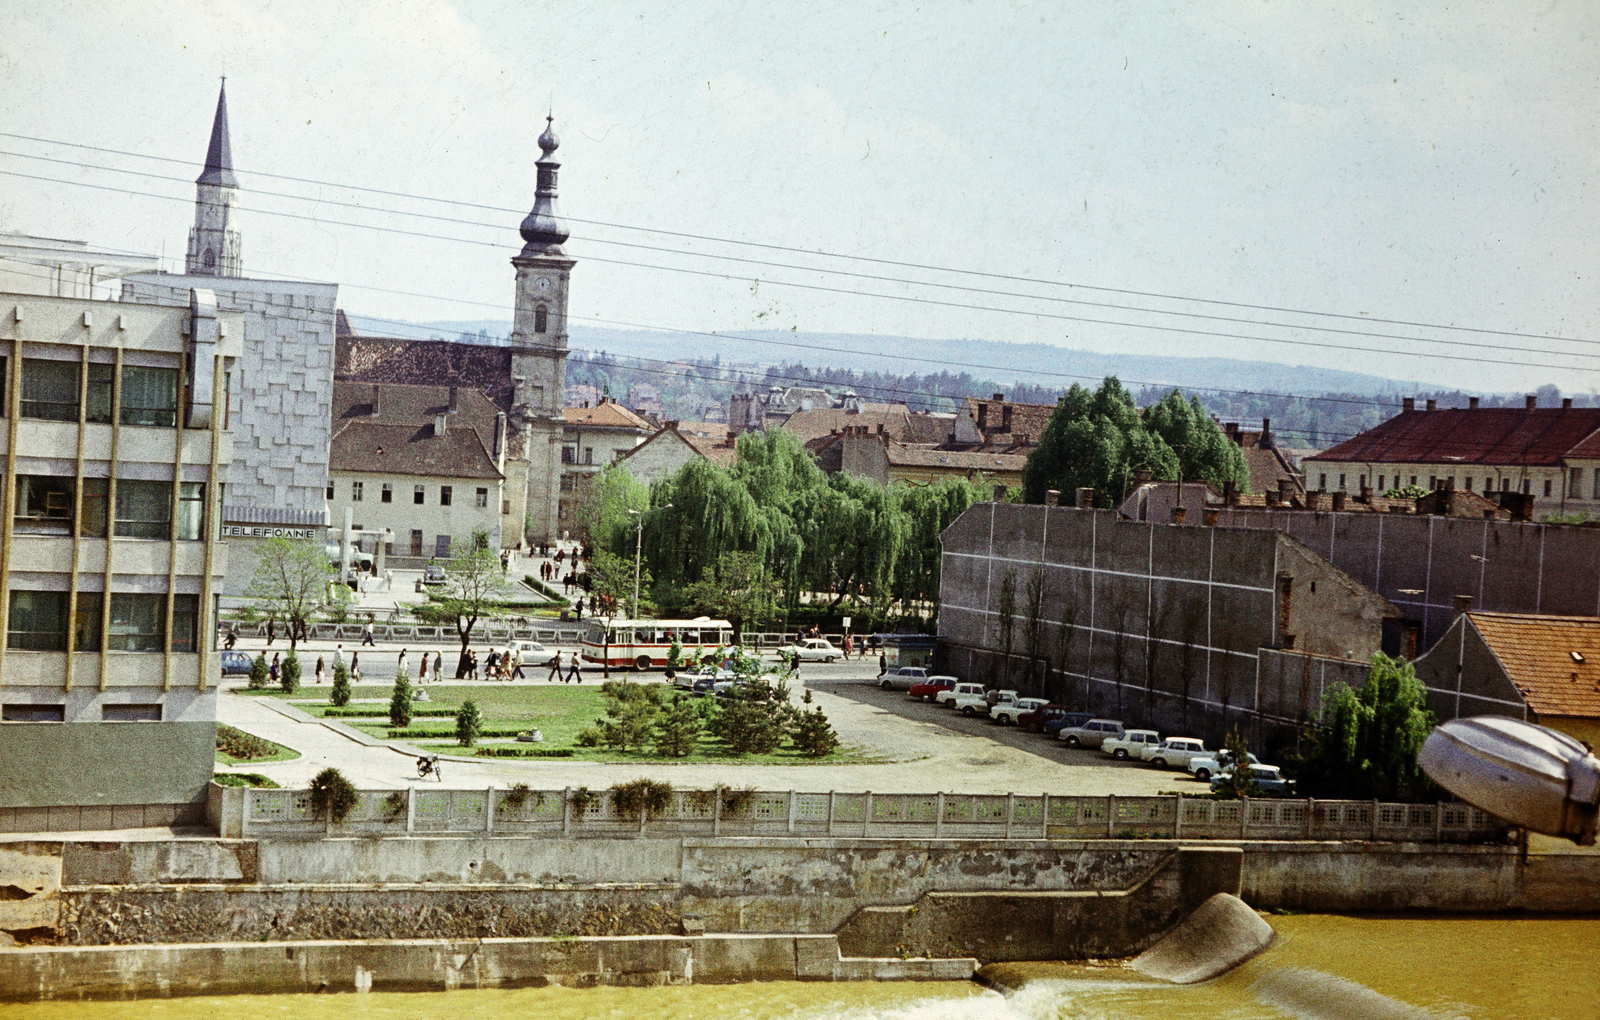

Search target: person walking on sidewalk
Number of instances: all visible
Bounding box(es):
[361,621,375,647]
[566,650,583,684]
[350,651,361,681]
[268,652,281,685]
[511,647,525,680]
[224,624,238,650]
[547,652,562,681]
[398,648,409,677]
[315,656,326,684]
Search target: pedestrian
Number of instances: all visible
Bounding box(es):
[361,621,375,647]
[566,650,583,683]
[843,634,853,659]
[511,648,525,680]
[224,624,238,650]
[433,650,443,681]
[350,651,361,681]
[398,648,409,676]
[486,647,499,679]
[385,568,394,592]
[269,652,281,684]
[315,656,326,684]
[418,651,430,683]
[334,644,345,671]
[266,619,276,646]
[547,653,562,682]
[878,652,887,677]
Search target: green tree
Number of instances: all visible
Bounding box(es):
[652,693,704,757]
[587,547,654,616]
[1021,377,1180,507]
[1142,389,1251,494]
[244,536,333,650]
[247,652,269,690]
[1383,484,1431,500]
[389,671,413,729]
[596,680,663,751]
[308,767,358,823]
[1211,727,1261,799]
[790,690,840,757]
[681,550,780,642]
[455,698,482,747]
[1296,654,1437,801]
[573,465,650,554]
[412,529,513,655]
[714,678,787,755]
[330,661,351,707]
[667,635,684,670]
[280,652,301,694]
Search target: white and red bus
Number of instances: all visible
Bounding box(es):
[579,617,735,671]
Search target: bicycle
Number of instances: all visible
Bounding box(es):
[416,754,442,781]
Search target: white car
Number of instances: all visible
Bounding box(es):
[1101,729,1162,760]
[952,688,997,717]
[1057,719,1125,749]
[880,666,929,691]
[1187,750,1259,782]
[508,640,547,657]
[786,638,842,663]
[990,697,1048,725]
[1140,737,1210,769]
[938,682,985,707]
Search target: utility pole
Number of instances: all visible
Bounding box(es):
[628,504,672,621]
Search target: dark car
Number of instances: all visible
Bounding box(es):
[220,650,254,677]
[907,676,958,702]
[1017,702,1074,733]
[1041,710,1095,738]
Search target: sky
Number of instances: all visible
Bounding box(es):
[1,1,1596,394]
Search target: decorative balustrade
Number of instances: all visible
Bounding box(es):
[233,786,1502,843]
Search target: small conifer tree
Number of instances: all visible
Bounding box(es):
[247,652,269,690]
[455,698,483,746]
[330,661,352,707]
[389,670,413,728]
[280,652,301,694]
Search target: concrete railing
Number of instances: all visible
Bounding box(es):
[220,785,1503,843]
[217,622,589,646]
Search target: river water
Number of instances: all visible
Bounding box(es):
[4,916,1597,1019]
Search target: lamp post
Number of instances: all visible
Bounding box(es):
[628,504,672,621]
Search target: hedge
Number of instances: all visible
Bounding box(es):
[473,747,576,758]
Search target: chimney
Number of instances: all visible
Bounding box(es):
[1266,490,1280,507]
[1259,418,1274,449]
[1001,405,1013,432]
[448,386,459,412]
[1075,487,1094,509]
[1306,490,1324,511]
[1203,507,1220,526]
[1171,506,1188,525]
[665,420,680,431]
[1332,491,1347,511]
[1469,396,1480,409]
[1135,468,1153,484]
[433,413,447,436]
[1278,479,1292,503]
[1403,397,1415,412]
[1045,489,1060,507]
[370,383,381,417]
[992,392,1005,402]
[876,423,885,434]
[1453,594,1474,619]
[976,403,989,431]
[992,483,1007,502]
[1564,397,1573,409]
[1526,394,1537,409]
[1425,399,1437,412]
[493,412,506,462]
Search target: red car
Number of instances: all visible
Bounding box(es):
[1020,703,1077,733]
[907,676,959,702]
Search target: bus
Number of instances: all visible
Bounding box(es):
[579,617,735,671]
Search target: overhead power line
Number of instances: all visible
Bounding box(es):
[0,131,1589,346]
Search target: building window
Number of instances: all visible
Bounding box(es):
[410,529,423,556]
[120,366,180,427]
[21,359,80,421]
[414,485,425,505]
[177,483,205,541]
[1317,473,1326,490]
[381,483,393,504]
[1338,473,1346,491]
[86,363,113,423]
[1571,468,1583,497]
[114,479,172,539]
[14,475,75,535]
[440,485,452,507]
[1523,480,1531,495]
[2,705,66,722]
[1593,472,1600,500]
[1358,474,1366,492]
[534,305,548,333]
[8,590,70,650]
[326,483,335,500]
[561,447,575,464]
[1464,477,1473,491]
[107,593,165,652]
[475,487,489,508]
[1429,476,1437,489]
[351,481,364,502]
[1544,479,1553,497]
[559,474,574,493]
[1378,475,1386,491]
[475,532,489,551]
[434,534,452,558]
[74,592,102,651]
[171,593,199,653]
[1409,476,1418,487]
[103,704,161,722]
[502,500,510,515]
[584,448,593,466]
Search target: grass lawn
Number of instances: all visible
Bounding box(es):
[215,724,302,766]
[238,683,879,765]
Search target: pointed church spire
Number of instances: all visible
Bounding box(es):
[196,78,237,188]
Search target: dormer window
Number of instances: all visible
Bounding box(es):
[534,305,548,333]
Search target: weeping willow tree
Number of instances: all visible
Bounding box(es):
[1295,654,1438,801]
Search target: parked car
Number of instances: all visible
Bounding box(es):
[879,666,929,691]
[787,638,842,663]
[508,639,547,658]
[219,650,254,677]
[990,696,1048,725]
[1140,737,1210,769]
[952,686,998,717]
[907,676,959,702]
[1018,702,1071,733]
[1187,750,1259,782]
[939,682,986,707]
[1041,710,1095,738]
[423,563,448,585]
[1211,763,1295,796]
[1101,728,1162,760]
[1057,718,1125,749]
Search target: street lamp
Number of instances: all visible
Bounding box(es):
[628,504,672,621]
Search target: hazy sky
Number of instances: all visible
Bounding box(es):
[2,1,1596,393]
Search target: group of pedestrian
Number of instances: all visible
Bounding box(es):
[546,650,585,683]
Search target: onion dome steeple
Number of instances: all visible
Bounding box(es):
[196,79,238,188]
[518,115,570,255]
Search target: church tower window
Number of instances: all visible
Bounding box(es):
[534,305,548,333]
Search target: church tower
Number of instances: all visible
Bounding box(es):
[185,80,242,277]
[510,116,577,543]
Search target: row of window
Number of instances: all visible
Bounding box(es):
[2,703,162,722]
[13,476,206,540]
[8,358,187,427]
[1317,472,1549,498]
[8,590,199,652]
[330,481,491,508]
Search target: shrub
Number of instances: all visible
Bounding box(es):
[502,783,540,810]
[247,653,269,690]
[216,723,278,761]
[474,747,576,758]
[280,653,301,694]
[611,778,674,820]
[597,681,663,751]
[667,636,683,669]
[568,786,597,817]
[382,790,407,819]
[714,681,785,755]
[1210,727,1260,800]
[308,767,359,823]
[455,699,483,747]
[790,705,840,757]
[212,772,279,788]
[330,661,351,707]
[576,727,601,747]
[652,694,704,757]
[389,671,413,728]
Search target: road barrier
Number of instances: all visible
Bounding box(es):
[225,785,1502,843]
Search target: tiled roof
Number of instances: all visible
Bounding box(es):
[1470,612,1600,720]
[1242,447,1304,495]
[1309,408,1600,466]
[905,411,959,444]
[335,335,516,414]
[681,431,738,467]
[563,401,654,431]
[885,443,1027,472]
[333,380,502,431]
[780,406,913,444]
[330,422,502,480]
[960,396,1054,441]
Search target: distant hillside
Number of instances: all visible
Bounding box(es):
[348,317,1416,398]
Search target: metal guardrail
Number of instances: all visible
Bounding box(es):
[235,786,1503,843]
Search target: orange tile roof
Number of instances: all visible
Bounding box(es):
[563,401,654,430]
[1470,612,1600,720]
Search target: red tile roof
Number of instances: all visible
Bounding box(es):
[563,401,654,431]
[1470,612,1600,720]
[1311,408,1600,467]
